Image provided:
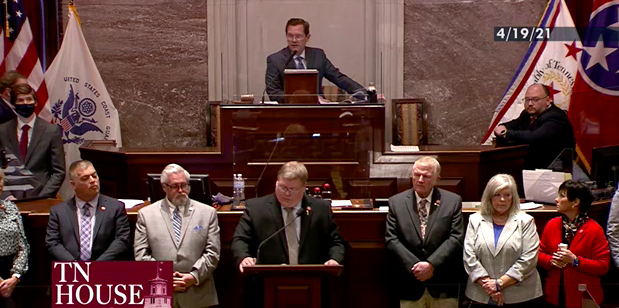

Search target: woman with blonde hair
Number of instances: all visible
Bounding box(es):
[464,174,542,306]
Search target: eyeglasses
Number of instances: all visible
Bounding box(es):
[165,182,189,191]
[277,183,303,194]
[286,34,306,41]
[524,96,548,104]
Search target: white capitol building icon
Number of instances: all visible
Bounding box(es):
[143,262,172,308]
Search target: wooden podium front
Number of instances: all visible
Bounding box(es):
[244,265,343,308]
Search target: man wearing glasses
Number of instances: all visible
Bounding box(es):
[232,161,345,270]
[493,83,574,169]
[265,18,364,103]
[134,163,220,308]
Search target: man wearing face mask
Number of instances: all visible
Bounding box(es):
[0,84,65,198]
[0,71,28,124]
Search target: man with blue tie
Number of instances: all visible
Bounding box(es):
[45,160,130,261]
[265,18,364,103]
[134,164,220,308]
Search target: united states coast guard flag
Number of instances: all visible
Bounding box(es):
[45,4,122,199]
[482,0,581,144]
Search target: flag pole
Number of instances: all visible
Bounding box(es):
[68,0,82,29]
[4,0,9,37]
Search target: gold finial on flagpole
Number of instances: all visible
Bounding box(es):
[4,0,9,38]
[68,0,82,28]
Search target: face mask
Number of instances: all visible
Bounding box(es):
[14,104,35,118]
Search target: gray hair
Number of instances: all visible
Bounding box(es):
[277,161,308,184]
[160,163,190,184]
[69,160,94,180]
[480,174,520,217]
[413,156,441,176]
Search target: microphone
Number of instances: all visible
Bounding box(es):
[256,207,305,264]
[261,49,298,104]
[254,132,281,198]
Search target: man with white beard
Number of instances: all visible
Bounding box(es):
[134,164,221,308]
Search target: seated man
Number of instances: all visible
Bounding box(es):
[45,160,131,261]
[0,84,65,197]
[494,83,575,170]
[134,164,220,308]
[265,18,365,103]
[0,71,28,124]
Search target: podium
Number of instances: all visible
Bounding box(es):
[244,264,343,308]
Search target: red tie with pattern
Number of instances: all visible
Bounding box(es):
[19,124,30,162]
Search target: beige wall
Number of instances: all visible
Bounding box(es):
[69,0,546,147]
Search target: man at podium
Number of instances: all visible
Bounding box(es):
[265,18,365,103]
[231,161,345,270]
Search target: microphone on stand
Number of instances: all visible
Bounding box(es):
[256,207,305,264]
[261,49,298,104]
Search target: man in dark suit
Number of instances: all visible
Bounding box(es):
[0,71,27,124]
[386,156,464,308]
[265,18,365,103]
[232,161,345,269]
[45,160,130,261]
[0,84,65,198]
[494,83,575,170]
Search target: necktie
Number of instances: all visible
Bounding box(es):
[529,116,536,127]
[19,124,30,162]
[79,203,93,261]
[172,206,182,244]
[295,56,305,69]
[285,208,299,265]
[418,199,429,239]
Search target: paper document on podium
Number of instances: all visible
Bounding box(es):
[523,169,571,204]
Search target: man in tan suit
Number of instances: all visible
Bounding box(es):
[134,164,220,308]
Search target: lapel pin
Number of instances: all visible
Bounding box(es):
[306,206,312,216]
[100,206,106,211]
[434,200,441,207]
[189,207,194,211]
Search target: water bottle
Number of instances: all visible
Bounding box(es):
[233,174,241,207]
[238,174,245,202]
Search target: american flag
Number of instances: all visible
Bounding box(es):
[1,0,50,120]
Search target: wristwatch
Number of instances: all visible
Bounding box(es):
[11,273,20,282]
[497,278,504,290]
[573,257,579,267]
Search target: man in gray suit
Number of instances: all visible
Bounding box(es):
[46,160,131,261]
[134,163,220,308]
[0,84,65,197]
[265,18,365,103]
[385,156,464,308]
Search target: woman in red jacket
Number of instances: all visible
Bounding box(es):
[538,180,610,307]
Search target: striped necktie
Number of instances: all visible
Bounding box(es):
[285,208,299,265]
[79,203,93,261]
[295,56,305,69]
[172,206,182,244]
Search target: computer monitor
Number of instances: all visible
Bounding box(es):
[147,173,212,205]
[284,69,319,104]
[591,145,619,189]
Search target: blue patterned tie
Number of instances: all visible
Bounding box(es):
[295,56,305,69]
[172,206,182,244]
[79,203,92,260]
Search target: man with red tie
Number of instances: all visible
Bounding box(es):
[0,84,65,197]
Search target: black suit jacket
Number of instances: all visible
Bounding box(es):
[385,188,465,300]
[0,99,15,124]
[231,194,345,266]
[497,104,575,170]
[0,117,65,197]
[45,194,131,261]
[265,46,364,103]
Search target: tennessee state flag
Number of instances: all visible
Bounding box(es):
[569,0,619,172]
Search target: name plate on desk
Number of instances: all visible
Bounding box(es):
[52,261,173,307]
[331,199,373,210]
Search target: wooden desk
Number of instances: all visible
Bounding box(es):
[13,199,613,308]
